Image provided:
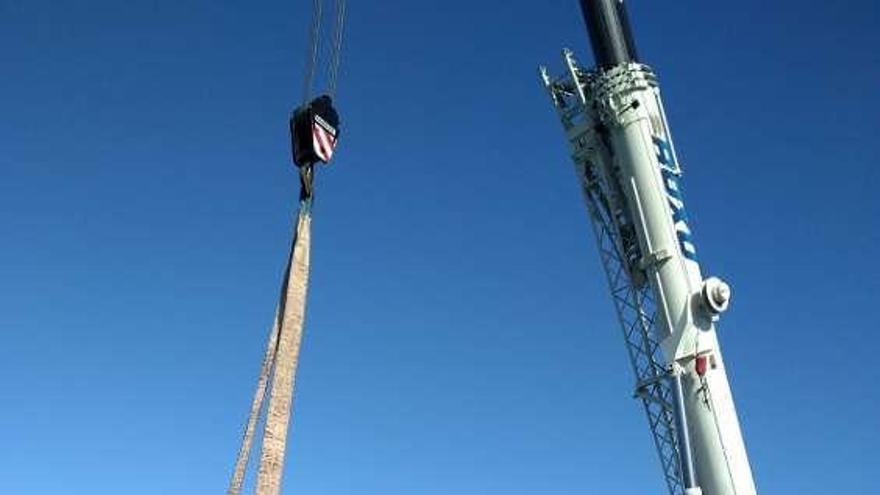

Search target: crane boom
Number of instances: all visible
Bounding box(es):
[541,2,757,494]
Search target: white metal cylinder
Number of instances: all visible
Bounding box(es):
[590,64,756,495]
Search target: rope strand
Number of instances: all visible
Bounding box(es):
[328,0,346,96]
[302,0,323,103]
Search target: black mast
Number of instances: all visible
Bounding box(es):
[578,0,639,68]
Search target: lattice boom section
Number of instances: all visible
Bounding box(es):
[550,86,685,495]
[580,169,683,495]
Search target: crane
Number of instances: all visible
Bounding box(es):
[540,2,757,494]
[226,1,345,494]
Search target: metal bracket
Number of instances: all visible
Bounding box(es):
[640,248,673,270]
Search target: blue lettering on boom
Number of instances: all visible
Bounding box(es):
[653,136,698,261]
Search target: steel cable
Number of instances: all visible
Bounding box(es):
[302,0,323,103]
[327,0,346,96]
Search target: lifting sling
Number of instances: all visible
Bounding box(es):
[227,0,344,493]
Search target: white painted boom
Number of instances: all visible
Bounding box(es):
[540,2,758,493]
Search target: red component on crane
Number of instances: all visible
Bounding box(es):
[695,355,708,376]
[291,95,340,167]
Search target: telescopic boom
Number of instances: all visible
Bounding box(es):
[578,0,638,68]
[542,2,758,494]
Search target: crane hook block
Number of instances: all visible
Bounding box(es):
[290,95,340,167]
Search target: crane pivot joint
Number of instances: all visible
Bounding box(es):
[700,276,731,316]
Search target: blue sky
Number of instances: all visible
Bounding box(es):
[2,0,878,493]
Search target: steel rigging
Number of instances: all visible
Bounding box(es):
[226,1,345,494]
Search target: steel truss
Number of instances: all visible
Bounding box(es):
[542,51,684,495]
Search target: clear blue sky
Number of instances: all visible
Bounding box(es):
[2,1,878,493]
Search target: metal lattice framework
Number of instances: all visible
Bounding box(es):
[581,172,682,495]
[542,52,684,495]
